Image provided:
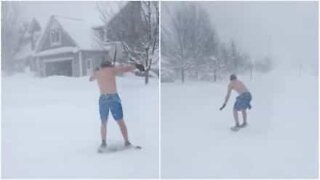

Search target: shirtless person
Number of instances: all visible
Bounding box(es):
[220,74,252,131]
[89,61,144,152]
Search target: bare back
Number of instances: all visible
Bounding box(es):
[95,67,117,94]
[90,64,136,94]
[230,80,249,94]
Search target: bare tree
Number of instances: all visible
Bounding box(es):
[1,2,21,73]
[162,2,219,82]
[140,1,159,84]
[255,56,273,73]
[162,3,192,83]
[97,1,159,85]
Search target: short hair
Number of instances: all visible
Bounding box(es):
[100,61,113,68]
[230,74,237,81]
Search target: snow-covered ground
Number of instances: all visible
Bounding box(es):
[2,73,159,178]
[161,69,318,178]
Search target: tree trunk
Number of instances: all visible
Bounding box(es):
[113,46,117,65]
[250,66,253,80]
[145,69,149,85]
[144,47,149,85]
[181,68,185,83]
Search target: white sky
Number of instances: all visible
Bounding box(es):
[162,1,318,69]
[17,1,125,28]
[202,1,318,68]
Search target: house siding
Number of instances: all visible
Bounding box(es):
[81,50,109,75]
[107,2,146,45]
[72,52,80,77]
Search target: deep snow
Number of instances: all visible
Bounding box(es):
[1,69,318,178]
[2,73,159,178]
[161,70,318,178]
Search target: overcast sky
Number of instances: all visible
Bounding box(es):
[163,1,318,69]
[18,1,126,28]
[203,1,318,68]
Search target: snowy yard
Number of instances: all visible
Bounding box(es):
[2,73,159,178]
[161,70,318,178]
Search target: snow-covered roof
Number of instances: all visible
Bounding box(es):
[36,47,78,57]
[54,16,103,50]
[36,46,111,57]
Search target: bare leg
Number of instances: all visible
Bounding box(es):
[100,121,107,145]
[117,120,130,145]
[233,110,240,126]
[241,110,247,125]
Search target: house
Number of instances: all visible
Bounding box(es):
[106,1,146,47]
[32,15,111,77]
[13,2,152,77]
[13,18,41,72]
[93,2,159,77]
[92,2,146,65]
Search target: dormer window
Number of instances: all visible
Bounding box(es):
[50,28,61,46]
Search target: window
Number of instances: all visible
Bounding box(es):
[50,28,61,46]
[87,59,92,70]
[86,58,93,75]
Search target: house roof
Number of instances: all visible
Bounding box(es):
[36,47,79,57]
[54,16,103,51]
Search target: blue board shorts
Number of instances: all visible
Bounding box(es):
[234,92,252,111]
[99,93,123,121]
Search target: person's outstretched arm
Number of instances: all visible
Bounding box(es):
[220,84,232,110]
[114,64,136,75]
[114,63,145,75]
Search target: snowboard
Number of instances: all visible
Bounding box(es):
[230,123,248,132]
[97,144,142,153]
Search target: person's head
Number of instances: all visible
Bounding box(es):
[100,61,113,68]
[230,74,237,81]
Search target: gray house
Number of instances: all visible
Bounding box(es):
[33,15,110,77]
[14,2,145,77]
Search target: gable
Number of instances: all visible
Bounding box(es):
[56,17,101,50]
[37,16,77,52]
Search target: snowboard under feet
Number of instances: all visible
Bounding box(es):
[230,123,248,132]
[230,126,241,132]
[97,144,142,153]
